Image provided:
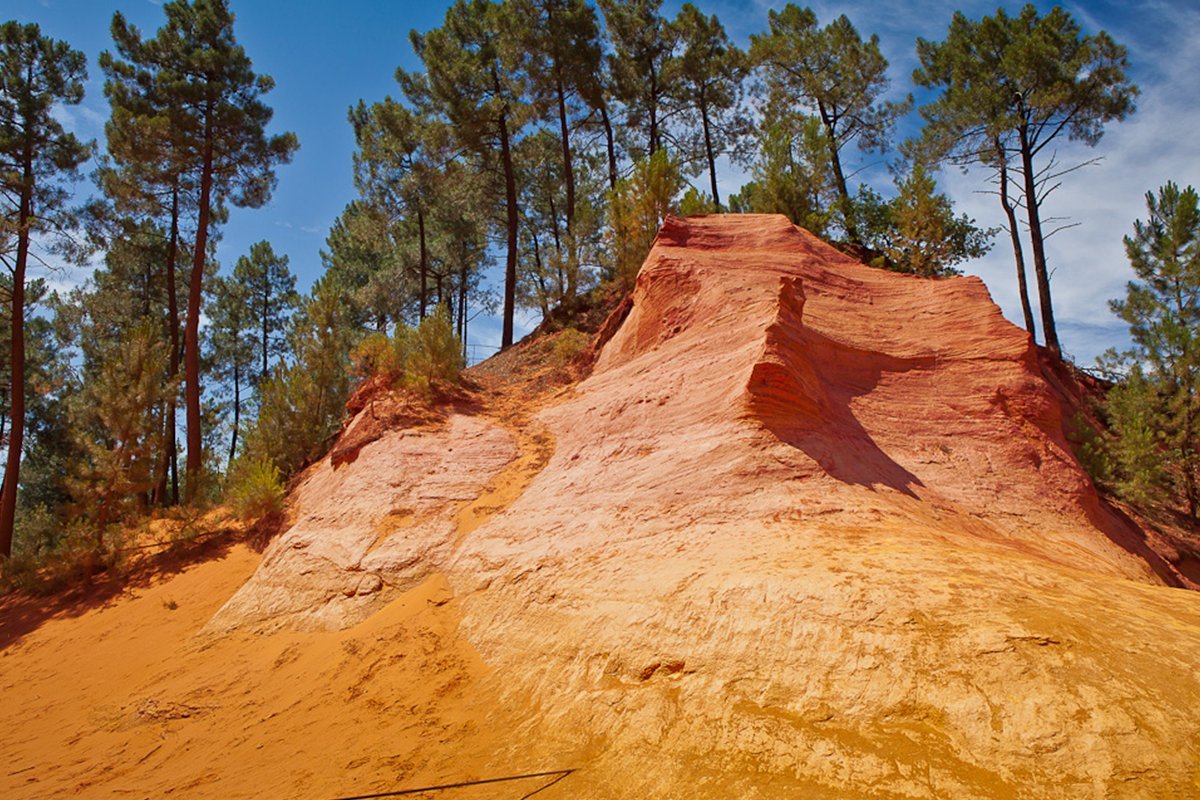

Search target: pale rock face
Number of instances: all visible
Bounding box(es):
[208,414,519,632]
[214,215,1200,798]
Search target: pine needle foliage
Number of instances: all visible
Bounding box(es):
[225,456,284,522]
[65,321,176,535]
[608,149,685,286]
[1100,182,1200,517]
[240,278,354,479]
[349,304,465,392]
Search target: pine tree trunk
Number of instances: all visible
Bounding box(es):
[648,69,660,155]
[418,209,428,321]
[458,259,467,342]
[159,185,182,506]
[1018,124,1060,357]
[600,103,617,191]
[530,224,551,319]
[261,285,269,379]
[701,92,720,211]
[229,359,240,467]
[185,110,215,502]
[818,101,858,246]
[548,194,563,255]
[0,144,33,559]
[498,110,519,349]
[556,74,575,233]
[997,145,1037,339]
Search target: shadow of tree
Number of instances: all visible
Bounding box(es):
[0,527,246,651]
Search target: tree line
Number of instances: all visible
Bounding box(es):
[0,0,1159,575]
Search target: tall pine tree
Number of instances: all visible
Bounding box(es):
[0,22,92,559]
[598,0,679,159]
[750,5,908,245]
[671,3,747,210]
[913,4,1137,357]
[406,0,528,349]
[108,0,298,500]
[101,13,200,505]
[1105,183,1200,516]
[233,240,297,384]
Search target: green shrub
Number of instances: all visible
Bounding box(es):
[350,306,465,394]
[1068,411,1114,490]
[2,518,132,595]
[552,328,590,366]
[406,305,465,389]
[226,456,286,522]
[350,330,410,381]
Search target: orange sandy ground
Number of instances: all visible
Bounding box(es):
[0,542,533,800]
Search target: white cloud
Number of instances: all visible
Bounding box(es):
[274,220,323,235]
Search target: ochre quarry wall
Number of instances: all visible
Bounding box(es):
[212,214,1200,798]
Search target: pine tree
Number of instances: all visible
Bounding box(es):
[65,321,176,537]
[727,117,832,236]
[0,276,73,533]
[670,3,747,210]
[913,4,1137,357]
[322,200,408,331]
[242,277,354,478]
[101,12,199,505]
[349,99,445,321]
[598,0,679,159]
[110,0,298,501]
[881,164,994,277]
[517,130,570,316]
[750,5,908,245]
[425,154,492,343]
[514,0,604,235]
[608,149,684,285]
[232,240,298,384]
[0,22,92,559]
[207,274,255,466]
[406,0,527,349]
[1105,182,1200,517]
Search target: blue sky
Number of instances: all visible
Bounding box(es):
[7,0,1198,364]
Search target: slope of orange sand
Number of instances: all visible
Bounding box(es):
[0,545,523,799]
[5,215,1200,799]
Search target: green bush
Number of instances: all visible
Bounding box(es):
[226,456,286,522]
[350,305,465,394]
[1068,411,1115,490]
[2,518,132,595]
[552,328,590,366]
[350,330,411,381]
[406,305,465,389]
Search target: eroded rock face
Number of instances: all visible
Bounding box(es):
[213,215,1200,797]
[209,414,519,632]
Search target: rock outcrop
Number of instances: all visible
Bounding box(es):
[210,215,1200,797]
